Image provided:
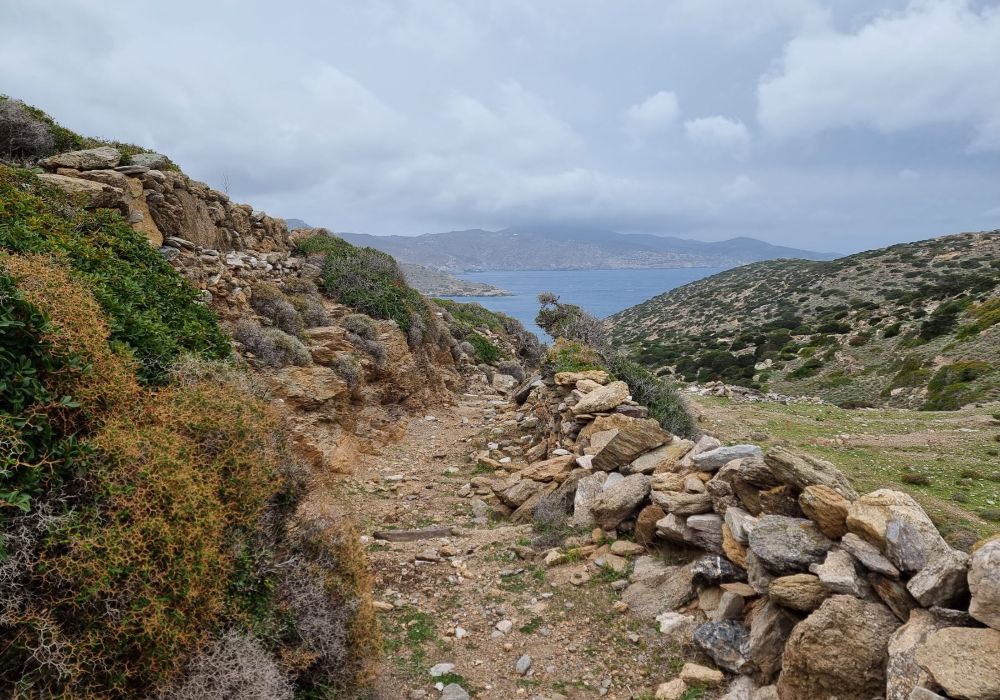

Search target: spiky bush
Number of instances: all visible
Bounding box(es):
[250,281,304,336]
[0,99,55,160]
[234,320,312,368]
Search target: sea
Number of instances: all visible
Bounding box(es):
[441,267,727,340]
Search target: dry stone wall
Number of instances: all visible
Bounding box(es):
[471,370,1000,700]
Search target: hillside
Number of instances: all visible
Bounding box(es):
[609,232,1000,409]
[399,261,511,297]
[337,226,836,272]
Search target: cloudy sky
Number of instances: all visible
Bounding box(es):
[3,1,1000,252]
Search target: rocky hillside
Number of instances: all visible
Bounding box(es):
[609,232,1000,409]
[0,99,541,699]
[399,261,511,297]
[338,226,835,272]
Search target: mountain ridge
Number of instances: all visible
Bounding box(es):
[333,226,837,272]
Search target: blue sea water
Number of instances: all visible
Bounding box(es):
[441,268,726,340]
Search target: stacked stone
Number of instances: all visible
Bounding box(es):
[484,371,999,700]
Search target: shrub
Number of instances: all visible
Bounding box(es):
[536,293,609,356]
[544,339,603,374]
[250,282,304,336]
[0,165,230,381]
[922,360,992,410]
[0,98,55,160]
[290,292,328,328]
[332,353,362,388]
[468,332,502,363]
[606,356,697,438]
[295,233,428,336]
[156,632,294,700]
[342,313,378,340]
[233,320,311,368]
[788,357,823,379]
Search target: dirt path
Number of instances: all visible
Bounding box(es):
[347,390,692,700]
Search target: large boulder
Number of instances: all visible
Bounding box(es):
[768,574,827,612]
[764,447,858,499]
[915,626,1000,700]
[625,438,694,474]
[591,420,671,470]
[42,145,122,170]
[520,455,575,482]
[777,595,900,700]
[571,380,629,414]
[693,620,752,673]
[845,490,950,569]
[571,471,609,527]
[968,539,1000,631]
[650,489,714,515]
[588,473,650,529]
[905,548,969,608]
[622,561,696,618]
[886,609,951,700]
[36,173,129,213]
[747,599,799,681]
[747,515,835,575]
[798,484,851,539]
[129,151,169,169]
[693,444,763,471]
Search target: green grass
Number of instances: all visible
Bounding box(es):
[692,395,1000,539]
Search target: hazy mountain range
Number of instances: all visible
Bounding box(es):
[328,225,837,272]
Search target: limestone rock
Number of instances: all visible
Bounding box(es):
[746,550,776,595]
[748,599,799,681]
[724,507,758,543]
[555,369,609,386]
[655,512,688,544]
[768,574,827,612]
[129,152,169,169]
[693,444,764,471]
[886,609,951,700]
[441,683,471,700]
[655,679,687,700]
[685,513,724,553]
[810,548,869,598]
[967,539,1000,631]
[678,434,722,469]
[777,595,900,700]
[679,663,724,686]
[520,455,575,482]
[798,484,850,538]
[840,532,900,578]
[500,479,545,508]
[650,489,714,515]
[747,515,835,575]
[868,572,920,622]
[43,145,121,170]
[915,626,1000,700]
[589,474,651,529]
[571,471,609,527]
[846,490,950,568]
[906,548,969,607]
[36,173,128,213]
[627,438,694,474]
[693,620,752,674]
[722,524,748,568]
[592,421,671,470]
[763,447,858,499]
[622,563,696,619]
[634,505,665,548]
[571,380,629,415]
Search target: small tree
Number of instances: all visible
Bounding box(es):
[0,99,54,161]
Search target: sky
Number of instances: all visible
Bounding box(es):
[2,1,1000,253]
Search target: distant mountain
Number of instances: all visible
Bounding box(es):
[284,218,311,230]
[398,262,511,297]
[334,226,836,272]
[608,231,1000,409]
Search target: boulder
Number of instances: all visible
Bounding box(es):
[685,513,724,552]
[520,455,575,482]
[500,479,545,508]
[650,489,714,515]
[129,152,169,169]
[724,507,758,543]
[554,369,609,386]
[722,524,748,568]
[746,550,776,595]
[679,663,724,686]
[571,471,609,527]
[810,548,869,598]
[626,438,694,474]
[747,515,835,575]
[915,626,1000,700]
[757,484,804,517]
[691,554,747,586]
[768,574,827,612]
[694,444,764,471]
[655,513,689,543]
[777,595,900,700]
[634,505,665,548]
[840,532,900,578]
[693,620,752,673]
[748,599,799,681]
[589,474,651,529]
[622,563,696,619]
[967,539,1000,631]
[798,484,850,538]
[846,490,950,568]
[592,421,671,470]
[571,380,629,414]
[678,434,722,469]
[905,548,969,607]
[886,609,951,700]
[868,572,920,622]
[36,173,129,213]
[42,145,121,170]
[763,447,858,499]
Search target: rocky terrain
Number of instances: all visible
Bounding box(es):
[609,233,1000,410]
[337,227,834,272]
[401,262,512,297]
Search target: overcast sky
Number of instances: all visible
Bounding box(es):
[3,1,1000,252]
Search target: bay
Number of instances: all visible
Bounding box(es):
[440,267,726,340]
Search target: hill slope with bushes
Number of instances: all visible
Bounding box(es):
[609,232,1000,409]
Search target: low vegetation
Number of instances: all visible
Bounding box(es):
[610,232,1000,409]
[435,297,543,367]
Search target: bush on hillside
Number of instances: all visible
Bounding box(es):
[922,360,992,410]
[295,233,429,341]
[436,297,543,367]
[606,356,697,438]
[0,99,55,160]
[233,319,311,368]
[250,281,305,336]
[0,165,230,381]
[536,292,610,357]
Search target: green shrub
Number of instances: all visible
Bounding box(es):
[295,234,428,336]
[468,332,502,363]
[606,356,696,438]
[922,360,992,410]
[233,320,311,368]
[0,165,229,381]
[788,357,823,379]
